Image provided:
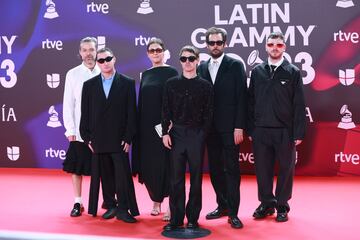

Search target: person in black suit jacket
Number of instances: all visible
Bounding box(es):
[198,27,247,229]
[80,47,139,223]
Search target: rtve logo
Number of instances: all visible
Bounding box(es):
[42,39,63,50]
[135,35,154,46]
[333,30,359,44]
[335,152,359,165]
[239,151,299,164]
[45,147,66,160]
[87,2,109,14]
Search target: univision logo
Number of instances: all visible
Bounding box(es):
[339,69,355,86]
[7,146,20,161]
[47,73,60,88]
[97,36,106,50]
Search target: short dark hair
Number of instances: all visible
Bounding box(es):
[179,45,199,59]
[79,37,97,50]
[205,27,227,43]
[97,47,114,57]
[147,37,165,51]
[267,32,285,41]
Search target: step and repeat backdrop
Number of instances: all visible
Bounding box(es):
[0,0,359,175]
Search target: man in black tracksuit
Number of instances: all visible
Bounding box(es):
[247,32,306,222]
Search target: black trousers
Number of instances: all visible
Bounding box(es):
[88,152,139,216]
[252,127,295,210]
[207,130,241,217]
[169,125,205,225]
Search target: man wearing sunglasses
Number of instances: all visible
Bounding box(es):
[247,32,306,222]
[198,27,247,229]
[162,45,213,231]
[80,47,139,223]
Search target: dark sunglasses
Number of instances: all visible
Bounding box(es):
[266,43,285,48]
[97,56,113,64]
[179,56,197,63]
[207,40,224,46]
[148,48,163,54]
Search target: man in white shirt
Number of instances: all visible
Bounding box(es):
[62,37,100,217]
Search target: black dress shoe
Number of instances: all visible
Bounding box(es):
[116,212,137,223]
[253,204,275,219]
[186,222,199,229]
[228,216,244,229]
[275,206,288,222]
[70,203,84,217]
[163,223,183,231]
[102,208,117,219]
[206,208,228,220]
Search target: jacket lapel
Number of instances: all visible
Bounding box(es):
[106,72,119,103]
[101,72,122,113]
[200,59,213,84]
[214,55,229,85]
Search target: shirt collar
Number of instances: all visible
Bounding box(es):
[211,53,225,65]
[81,62,100,74]
[267,57,284,68]
[101,72,116,82]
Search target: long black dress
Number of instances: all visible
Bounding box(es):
[133,66,178,203]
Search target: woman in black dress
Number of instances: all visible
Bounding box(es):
[133,38,178,221]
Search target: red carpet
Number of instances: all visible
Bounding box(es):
[0,168,359,239]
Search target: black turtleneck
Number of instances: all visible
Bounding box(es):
[161,74,213,135]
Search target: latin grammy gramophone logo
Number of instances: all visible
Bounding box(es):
[44,0,59,19]
[47,105,62,128]
[7,146,20,161]
[337,104,356,129]
[137,0,153,14]
[163,50,171,64]
[336,0,355,8]
[247,50,263,66]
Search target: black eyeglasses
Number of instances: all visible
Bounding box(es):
[97,56,113,64]
[179,56,197,63]
[207,41,224,46]
[148,48,163,54]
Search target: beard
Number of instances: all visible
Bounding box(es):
[210,49,223,59]
[269,51,282,60]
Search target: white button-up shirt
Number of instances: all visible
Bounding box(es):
[208,53,225,84]
[63,63,100,141]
